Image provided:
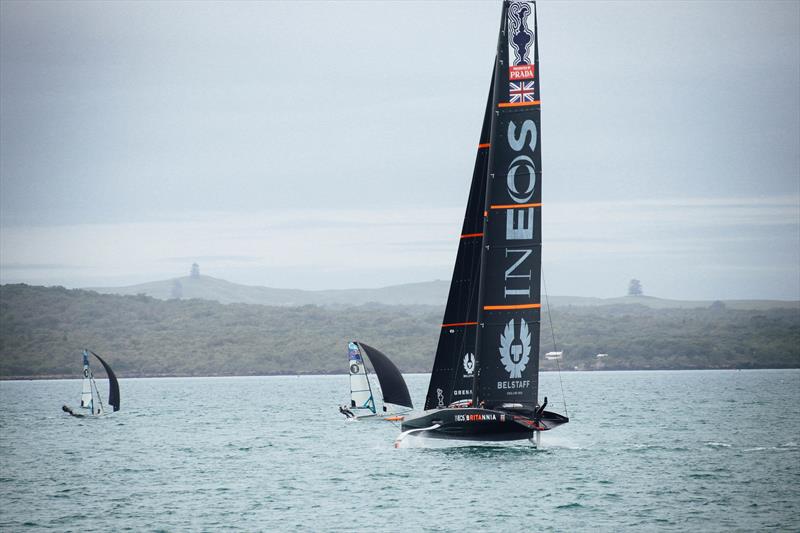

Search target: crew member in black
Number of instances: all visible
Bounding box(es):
[535,396,548,418]
[62,405,84,418]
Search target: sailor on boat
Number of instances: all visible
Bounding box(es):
[62,405,84,418]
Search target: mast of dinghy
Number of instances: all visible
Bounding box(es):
[363,357,377,414]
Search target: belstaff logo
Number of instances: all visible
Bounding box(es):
[463,353,475,375]
[349,363,360,375]
[499,318,531,379]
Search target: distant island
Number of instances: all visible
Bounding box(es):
[1,283,797,379]
[84,273,799,311]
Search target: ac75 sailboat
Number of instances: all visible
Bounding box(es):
[398,0,568,443]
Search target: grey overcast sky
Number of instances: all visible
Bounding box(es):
[1,1,798,299]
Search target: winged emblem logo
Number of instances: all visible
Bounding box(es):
[463,353,475,375]
[499,318,531,379]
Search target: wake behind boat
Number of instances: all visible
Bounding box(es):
[399,0,568,445]
[62,349,120,417]
[340,342,412,421]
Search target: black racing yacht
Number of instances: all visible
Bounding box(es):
[398,0,568,444]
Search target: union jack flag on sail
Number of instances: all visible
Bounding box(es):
[509,80,535,103]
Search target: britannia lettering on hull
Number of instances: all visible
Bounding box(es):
[396,0,569,445]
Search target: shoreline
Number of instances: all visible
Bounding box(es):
[3,366,798,381]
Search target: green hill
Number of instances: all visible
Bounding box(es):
[1,284,798,378]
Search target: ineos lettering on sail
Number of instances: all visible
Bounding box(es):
[504,249,532,297]
[503,119,538,298]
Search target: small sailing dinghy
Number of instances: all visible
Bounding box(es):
[62,349,120,417]
[340,342,413,420]
[398,0,568,444]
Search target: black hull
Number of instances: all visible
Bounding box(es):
[400,408,568,442]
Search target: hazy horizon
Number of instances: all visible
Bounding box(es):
[74,268,800,303]
[2,1,798,300]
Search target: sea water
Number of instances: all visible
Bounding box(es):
[1,370,798,532]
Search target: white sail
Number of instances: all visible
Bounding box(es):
[348,342,376,415]
[80,351,93,410]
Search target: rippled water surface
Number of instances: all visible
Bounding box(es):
[1,370,798,531]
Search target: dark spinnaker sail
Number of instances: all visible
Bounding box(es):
[358,343,413,409]
[424,70,495,411]
[90,351,120,412]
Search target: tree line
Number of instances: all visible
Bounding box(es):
[1,284,797,378]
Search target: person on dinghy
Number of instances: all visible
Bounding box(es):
[339,405,355,419]
[62,405,84,418]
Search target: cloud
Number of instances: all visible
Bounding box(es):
[0,263,88,271]
[162,255,262,264]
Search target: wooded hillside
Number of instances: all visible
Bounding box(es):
[1,284,797,378]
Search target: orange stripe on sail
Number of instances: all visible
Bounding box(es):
[498,100,541,108]
[478,143,490,149]
[489,202,542,210]
[483,303,541,311]
[441,321,478,328]
[460,232,483,239]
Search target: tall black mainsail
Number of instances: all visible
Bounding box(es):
[400,0,567,443]
[423,70,494,411]
[474,0,542,408]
